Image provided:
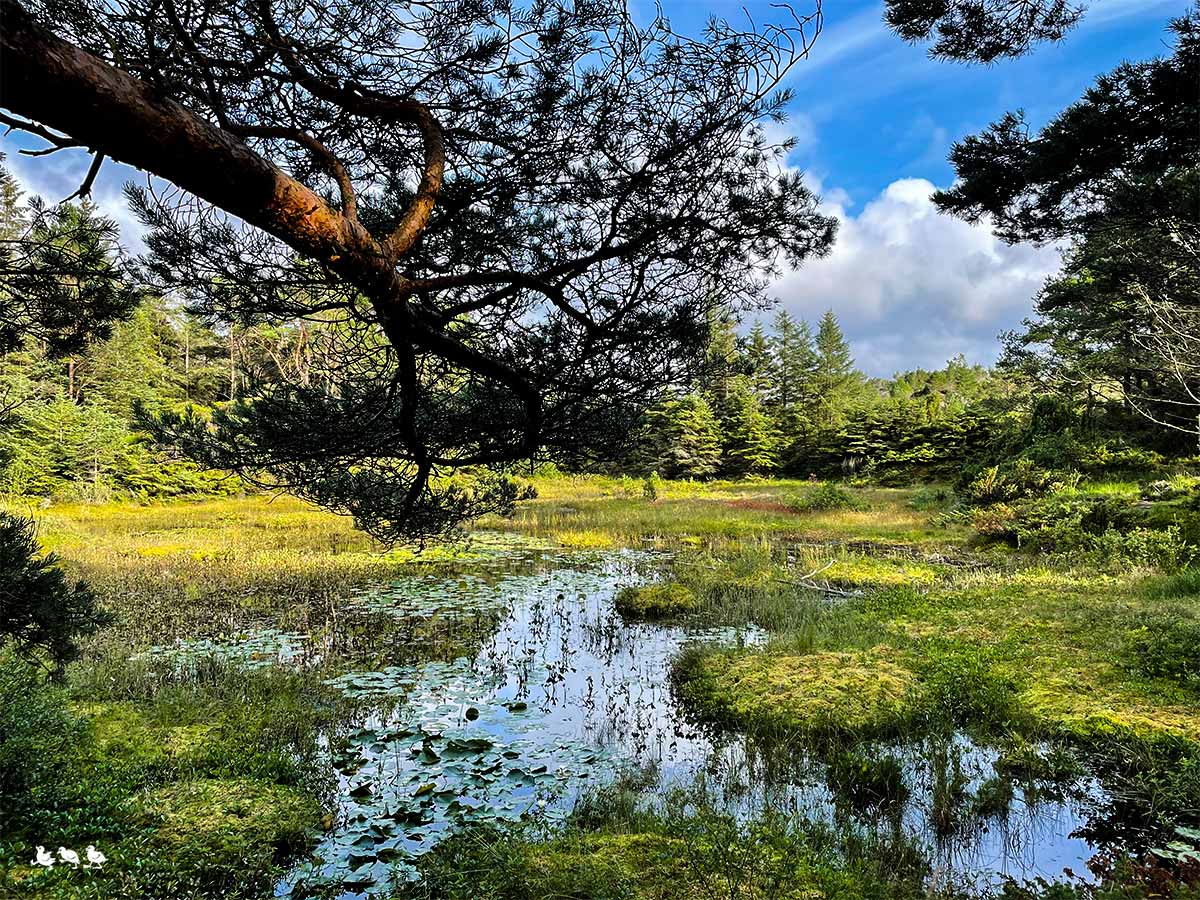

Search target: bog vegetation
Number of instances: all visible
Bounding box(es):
[0,0,1197,897]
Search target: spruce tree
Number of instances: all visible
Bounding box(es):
[814,310,859,429]
[700,310,743,417]
[771,310,818,439]
[745,321,774,402]
[719,378,778,477]
[639,393,722,480]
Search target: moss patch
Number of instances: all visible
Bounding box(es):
[554,528,620,549]
[675,646,915,739]
[76,701,214,766]
[525,832,706,898]
[140,778,320,870]
[615,582,697,619]
[822,556,942,589]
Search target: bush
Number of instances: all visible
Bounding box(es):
[908,486,951,511]
[915,643,1021,730]
[961,459,1080,506]
[1091,527,1198,573]
[1127,618,1200,686]
[0,512,111,673]
[970,502,1019,538]
[786,483,865,513]
[0,653,89,832]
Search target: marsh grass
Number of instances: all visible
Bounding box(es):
[400,776,938,900]
[0,497,464,898]
[483,475,966,548]
[5,480,1200,898]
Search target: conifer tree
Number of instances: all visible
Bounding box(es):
[719,378,778,477]
[770,309,818,439]
[639,393,722,480]
[814,310,859,428]
[745,321,775,402]
[700,310,743,418]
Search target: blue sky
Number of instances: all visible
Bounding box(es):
[2,0,1190,375]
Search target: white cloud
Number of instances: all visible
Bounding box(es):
[772,177,1063,376]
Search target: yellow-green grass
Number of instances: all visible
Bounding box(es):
[485,475,967,549]
[614,582,698,619]
[675,560,1200,749]
[7,480,1199,900]
[9,495,491,651]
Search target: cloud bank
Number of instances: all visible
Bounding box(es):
[772,178,1063,376]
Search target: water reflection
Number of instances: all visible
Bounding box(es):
[142,540,1104,898]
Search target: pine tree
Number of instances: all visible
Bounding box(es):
[719,378,778,477]
[745,321,774,402]
[700,309,742,415]
[771,310,818,438]
[81,298,186,416]
[0,162,24,242]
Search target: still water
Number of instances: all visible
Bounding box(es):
[141,537,1104,898]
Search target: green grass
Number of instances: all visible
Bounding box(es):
[483,475,966,548]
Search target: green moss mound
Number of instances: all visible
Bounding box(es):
[674,646,915,739]
[615,582,697,619]
[140,778,320,873]
[78,701,215,767]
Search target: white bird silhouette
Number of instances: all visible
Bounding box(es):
[85,846,107,868]
[58,847,80,867]
[31,846,54,867]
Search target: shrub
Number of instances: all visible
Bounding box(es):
[786,483,865,513]
[1127,619,1200,686]
[915,643,1021,730]
[0,512,111,674]
[0,653,89,831]
[1091,527,1198,573]
[908,486,951,511]
[642,473,661,502]
[962,459,1079,506]
[970,502,1018,538]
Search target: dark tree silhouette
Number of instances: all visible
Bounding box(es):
[934,9,1199,244]
[885,0,1085,62]
[0,0,837,539]
[0,199,143,357]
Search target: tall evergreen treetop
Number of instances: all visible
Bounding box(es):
[815,310,855,382]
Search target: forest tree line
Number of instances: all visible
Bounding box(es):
[0,145,1195,501]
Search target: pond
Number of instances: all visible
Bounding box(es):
[139,537,1109,898]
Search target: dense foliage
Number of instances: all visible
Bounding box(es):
[943,10,1200,441]
[0,512,109,672]
[885,0,1086,62]
[621,309,1020,482]
[3,0,838,539]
